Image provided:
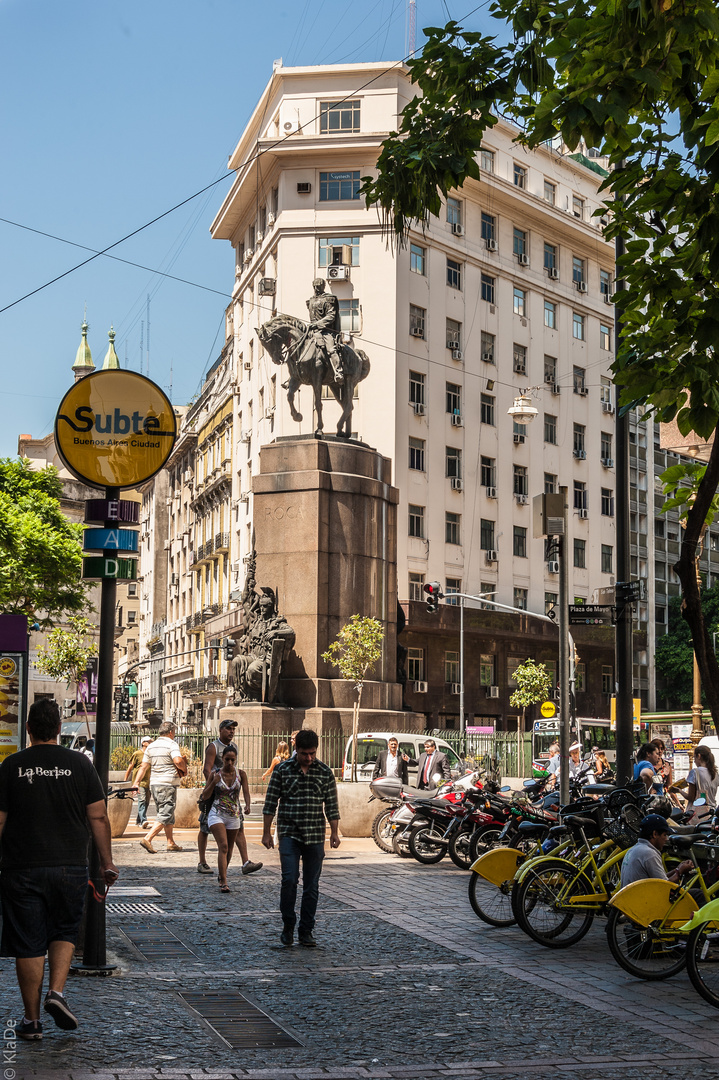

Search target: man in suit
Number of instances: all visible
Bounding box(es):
[372,737,412,785]
[416,739,451,791]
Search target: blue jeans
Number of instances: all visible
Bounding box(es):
[278,838,324,935]
[136,787,151,825]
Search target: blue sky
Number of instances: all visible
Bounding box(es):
[0,0,485,459]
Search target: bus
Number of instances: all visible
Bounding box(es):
[532,717,616,765]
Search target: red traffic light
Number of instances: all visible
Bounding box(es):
[423,581,443,597]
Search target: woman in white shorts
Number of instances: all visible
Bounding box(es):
[199,745,262,890]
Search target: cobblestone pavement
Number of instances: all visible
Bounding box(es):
[4,814,718,1080]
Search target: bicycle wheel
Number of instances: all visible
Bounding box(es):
[468,870,516,927]
[449,828,474,869]
[408,824,447,864]
[468,824,505,863]
[371,808,395,854]
[514,859,595,948]
[605,907,687,980]
[686,925,719,1008]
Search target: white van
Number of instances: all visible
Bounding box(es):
[60,721,133,750]
[341,732,462,784]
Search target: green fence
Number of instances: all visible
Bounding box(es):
[429,729,534,779]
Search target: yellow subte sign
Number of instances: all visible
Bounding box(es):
[540,701,556,718]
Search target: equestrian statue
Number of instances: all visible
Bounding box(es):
[256,277,370,438]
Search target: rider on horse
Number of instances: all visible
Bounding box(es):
[306,278,344,386]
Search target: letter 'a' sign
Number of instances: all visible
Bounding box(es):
[55,370,177,489]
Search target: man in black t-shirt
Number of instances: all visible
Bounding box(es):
[0,699,118,1041]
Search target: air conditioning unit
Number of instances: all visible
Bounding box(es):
[576,280,588,293]
[450,413,463,427]
[452,349,464,362]
[486,486,497,499]
[551,384,561,395]
[258,278,276,296]
[170,574,179,586]
[573,449,587,459]
[451,223,464,236]
[485,549,498,563]
[413,401,425,416]
[482,352,494,362]
[446,340,459,350]
[486,238,497,251]
[486,685,500,698]
[450,477,463,491]
[544,374,555,385]
[514,364,526,376]
[547,561,560,575]
[327,265,350,280]
[604,293,611,304]
[244,361,252,370]
[602,401,615,413]
[410,327,424,338]
[516,493,529,505]
[514,433,525,444]
[548,267,559,280]
[517,253,529,266]
[578,508,589,519]
[240,430,251,444]
[450,682,462,695]
[414,681,428,693]
[601,457,614,468]
[296,182,312,194]
[264,407,275,419]
[578,386,589,397]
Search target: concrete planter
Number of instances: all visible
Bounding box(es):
[336,782,377,837]
[107,793,133,838]
[174,787,201,829]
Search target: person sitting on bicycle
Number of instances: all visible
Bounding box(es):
[633,740,664,794]
[620,814,693,887]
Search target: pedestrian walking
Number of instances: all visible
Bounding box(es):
[197,720,239,874]
[261,740,290,782]
[0,698,118,1039]
[79,738,95,762]
[125,735,153,827]
[134,721,187,853]
[262,728,340,947]
[199,746,262,890]
[686,746,719,823]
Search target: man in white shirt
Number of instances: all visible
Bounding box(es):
[372,738,410,785]
[134,722,187,853]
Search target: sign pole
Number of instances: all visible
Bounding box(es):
[558,486,570,805]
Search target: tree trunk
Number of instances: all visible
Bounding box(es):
[674,427,719,734]
[78,691,93,740]
[351,683,363,784]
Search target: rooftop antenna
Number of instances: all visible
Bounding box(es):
[408,0,416,57]
[146,294,151,377]
[167,358,173,402]
[139,320,144,375]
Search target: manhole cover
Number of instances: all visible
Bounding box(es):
[121,925,196,960]
[108,902,165,915]
[179,991,302,1049]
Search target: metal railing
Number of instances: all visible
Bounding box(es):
[428,729,534,778]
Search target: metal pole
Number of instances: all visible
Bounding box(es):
[459,595,465,754]
[558,486,570,804]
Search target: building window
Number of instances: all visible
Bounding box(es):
[513,465,528,496]
[479,654,495,686]
[445,578,461,606]
[544,354,557,384]
[338,298,360,332]
[602,665,613,694]
[445,651,460,683]
[481,212,496,243]
[319,170,361,201]
[513,163,527,188]
[408,504,425,538]
[544,180,556,205]
[600,269,611,298]
[409,304,426,338]
[513,526,527,557]
[655,518,665,539]
[481,331,495,363]
[319,100,360,133]
[601,376,613,405]
[446,382,461,415]
[574,480,587,511]
[446,318,462,349]
[446,447,462,479]
[446,512,461,545]
[127,610,137,624]
[409,370,425,406]
[545,592,558,615]
[513,227,527,258]
[601,431,613,461]
[447,258,462,289]
[446,197,462,226]
[544,472,557,493]
[480,519,495,550]
[481,456,496,487]
[319,237,360,266]
[573,365,586,392]
[601,488,615,516]
[572,194,585,219]
[481,394,495,425]
[128,583,138,597]
[480,148,495,172]
[575,662,586,693]
[574,538,586,568]
[600,323,611,350]
[573,423,586,454]
[513,420,526,441]
[480,583,496,609]
[513,343,527,374]
[513,587,528,610]
[656,606,666,626]
[513,288,526,317]
[544,413,557,444]
[407,648,424,682]
[601,545,613,574]
[572,256,585,287]
[544,300,557,329]
[409,572,425,600]
[481,274,495,304]
[409,437,425,471]
[410,243,426,274]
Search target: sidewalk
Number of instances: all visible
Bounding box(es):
[5,823,714,1080]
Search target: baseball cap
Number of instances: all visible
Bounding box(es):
[141,736,153,744]
[219,719,238,730]
[639,814,671,839]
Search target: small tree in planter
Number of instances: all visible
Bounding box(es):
[35,614,98,738]
[509,659,553,774]
[322,615,384,782]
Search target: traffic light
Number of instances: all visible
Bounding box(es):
[424,580,444,613]
[119,698,131,723]
[223,637,236,663]
[209,638,220,664]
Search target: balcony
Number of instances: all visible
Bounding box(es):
[215,531,230,553]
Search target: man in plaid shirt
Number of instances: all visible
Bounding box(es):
[262,729,340,947]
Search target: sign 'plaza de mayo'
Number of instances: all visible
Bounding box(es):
[54,370,177,489]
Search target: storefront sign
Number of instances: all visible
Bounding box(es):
[0,653,22,762]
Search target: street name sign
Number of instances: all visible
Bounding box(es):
[568,604,614,626]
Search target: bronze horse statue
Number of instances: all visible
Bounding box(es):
[256,314,370,438]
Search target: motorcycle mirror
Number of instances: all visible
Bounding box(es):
[500,785,511,791]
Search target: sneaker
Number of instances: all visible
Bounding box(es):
[197,862,213,874]
[280,926,294,947]
[16,1019,42,1040]
[166,843,183,852]
[298,932,317,948]
[140,838,156,854]
[242,860,263,875]
[44,991,78,1031]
